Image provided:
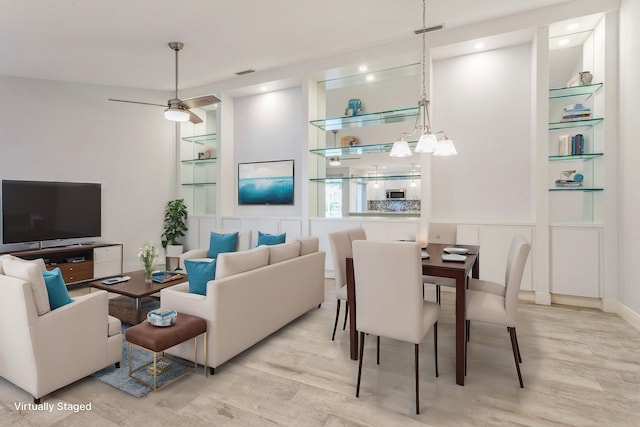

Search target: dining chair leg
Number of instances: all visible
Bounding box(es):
[433,322,439,378]
[356,332,366,397]
[436,285,441,305]
[376,336,380,365]
[331,299,341,341]
[415,343,420,415]
[508,327,524,388]
[466,319,470,342]
[343,303,349,330]
[514,328,522,363]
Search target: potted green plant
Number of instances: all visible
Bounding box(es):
[161,199,188,256]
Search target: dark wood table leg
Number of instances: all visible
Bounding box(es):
[135,297,142,324]
[346,257,358,360]
[455,270,466,386]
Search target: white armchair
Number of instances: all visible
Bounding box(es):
[0,274,121,403]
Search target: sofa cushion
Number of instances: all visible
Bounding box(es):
[269,241,301,264]
[298,236,319,255]
[207,231,239,259]
[216,246,269,279]
[3,257,51,315]
[184,259,217,296]
[0,254,14,275]
[257,231,286,246]
[41,268,74,310]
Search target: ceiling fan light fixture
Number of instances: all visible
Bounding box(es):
[164,105,190,122]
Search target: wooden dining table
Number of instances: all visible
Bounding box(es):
[346,242,480,386]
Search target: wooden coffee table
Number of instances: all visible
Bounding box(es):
[90,270,186,324]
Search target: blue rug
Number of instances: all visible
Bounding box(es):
[92,324,195,398]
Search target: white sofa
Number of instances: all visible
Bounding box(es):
[161,236,325,373]
[0,259,121,403]
[178,230,252,265]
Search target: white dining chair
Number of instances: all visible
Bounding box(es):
[328,227,366,340]
[464,235,530,387]
[353,240,440,415]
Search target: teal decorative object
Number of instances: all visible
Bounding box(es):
[347,99,362,116]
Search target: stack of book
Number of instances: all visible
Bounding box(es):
[562,103,592,121]
[555,179,582,188]
[151,271,184,283]
[147,308,177,327]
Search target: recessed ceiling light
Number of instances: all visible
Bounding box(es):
[359,65,368,72]
[558,38,570,46]
[366,74,374,82]
[260,85,268,91]
[567,23,579,31]
[474,42,484,50]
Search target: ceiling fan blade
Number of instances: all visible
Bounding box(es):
[188,110,203,124]
[108,98,167,107]
[181,95,221,109]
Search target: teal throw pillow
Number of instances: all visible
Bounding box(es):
[208,231,239,259]
[257,231,286,246]
[184,259,216,295]
[41,268,74,310]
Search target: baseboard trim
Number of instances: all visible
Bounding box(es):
[550,294,602,309]
[534,292,551,306]
[614,302,640,332]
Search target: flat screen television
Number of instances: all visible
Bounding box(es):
[1,180,101,244]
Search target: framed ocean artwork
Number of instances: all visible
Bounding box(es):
[238,160,294,205]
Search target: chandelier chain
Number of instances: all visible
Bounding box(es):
[421,0,427,99]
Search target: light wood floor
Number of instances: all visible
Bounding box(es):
[2,280,639,426]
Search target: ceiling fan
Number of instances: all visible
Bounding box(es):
[109,42,220,124]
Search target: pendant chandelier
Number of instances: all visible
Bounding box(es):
[389,0,457,157]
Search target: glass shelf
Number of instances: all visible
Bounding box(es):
[309,107,419,131]
[548,117,603,130]
[181,182,216,186]
[310,173,421,183]
[181,158,217,164]
[181,133,217,144]
[310,141,418,157]
[548,187,603,192]
[548,153,603,161]
[549,83,603,99]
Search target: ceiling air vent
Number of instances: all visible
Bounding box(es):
[235,69,255,76]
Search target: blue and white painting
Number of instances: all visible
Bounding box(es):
[238,160,294,205]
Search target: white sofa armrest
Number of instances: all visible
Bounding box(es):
[31,291,110,364]
[180,248,210,265]
[161,282,212,321]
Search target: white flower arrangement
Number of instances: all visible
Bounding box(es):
[138,242,159,270]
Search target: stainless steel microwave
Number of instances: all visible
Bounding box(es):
[386,189,406,200]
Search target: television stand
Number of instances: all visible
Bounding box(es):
[7,243,123,286]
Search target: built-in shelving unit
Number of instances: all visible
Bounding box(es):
[548,83,604,208]
[309,107,419,131]
[180,129,217,215]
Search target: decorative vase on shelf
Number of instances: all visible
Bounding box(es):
[138,242,159,284]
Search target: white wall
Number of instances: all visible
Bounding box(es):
[0,76,175,271]
[431,44,533,221]
[618,0,640,314]
[233,87,303,217]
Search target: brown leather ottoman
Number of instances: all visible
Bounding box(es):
[125,312,207,390]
